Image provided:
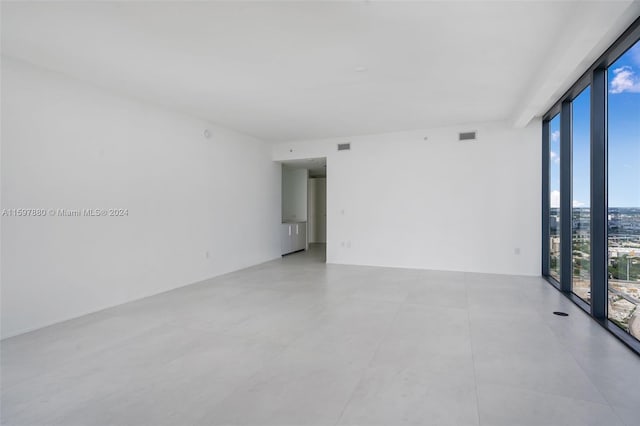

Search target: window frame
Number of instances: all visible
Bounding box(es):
[545,115,562,285]
[569,85,592,305]
[541,16,640,355]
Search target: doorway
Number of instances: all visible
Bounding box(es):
[280,157,326,262]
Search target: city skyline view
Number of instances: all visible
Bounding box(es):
[548,39,639,341]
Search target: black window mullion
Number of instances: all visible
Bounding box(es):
[542,120,550,277]
[560,101,573,292]
[590,67,608,320]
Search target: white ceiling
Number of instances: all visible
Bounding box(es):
[2,1,639,142]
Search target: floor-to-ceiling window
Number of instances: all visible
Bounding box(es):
[572,87,591,303]
[607,40,640,339]
[549,115,561,282]
[542,19,640,353]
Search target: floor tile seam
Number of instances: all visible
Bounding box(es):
[609,404,634,426]
[170,285,310,336]
[1,376,125,426]
[2,282,256,384]
[474,380,621,409]
[0,316,183,394]
[545,325,629,417]
[219,300,331,346]
[331,298,407,426]
[4,323,219,419]
[6,316,259,406]
[610,405,633,426]
[468,280,616,411]
[523,286,619,410]
[401,300,470,312]
[194,302,339,422]
[345,294,410,307]
[190,346,298,425]
[473,375,618,406]
[0,251,321,423]
[464,277,483,426]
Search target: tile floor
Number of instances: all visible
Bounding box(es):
[1,244,639,426]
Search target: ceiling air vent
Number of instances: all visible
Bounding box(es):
[337,143,351,151]
[459,131,477,141]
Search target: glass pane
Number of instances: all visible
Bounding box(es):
[572,87,591,303]
[607,40,640,341]
[550,114,561,281]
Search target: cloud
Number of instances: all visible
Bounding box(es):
[551,130,560,143]
[609,66,640,94]
[550,191,586,208]
[551,190,560,208]
[550,151,559,164]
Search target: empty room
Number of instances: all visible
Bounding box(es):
[2,1,640,425]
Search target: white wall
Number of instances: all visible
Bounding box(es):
[281,166,307,222]
[273,121,541,276]
[1,57,281,339]
[308,178,326,243]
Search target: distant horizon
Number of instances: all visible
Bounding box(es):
[550,206,640,209]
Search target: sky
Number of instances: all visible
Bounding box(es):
[550,40,640,208]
